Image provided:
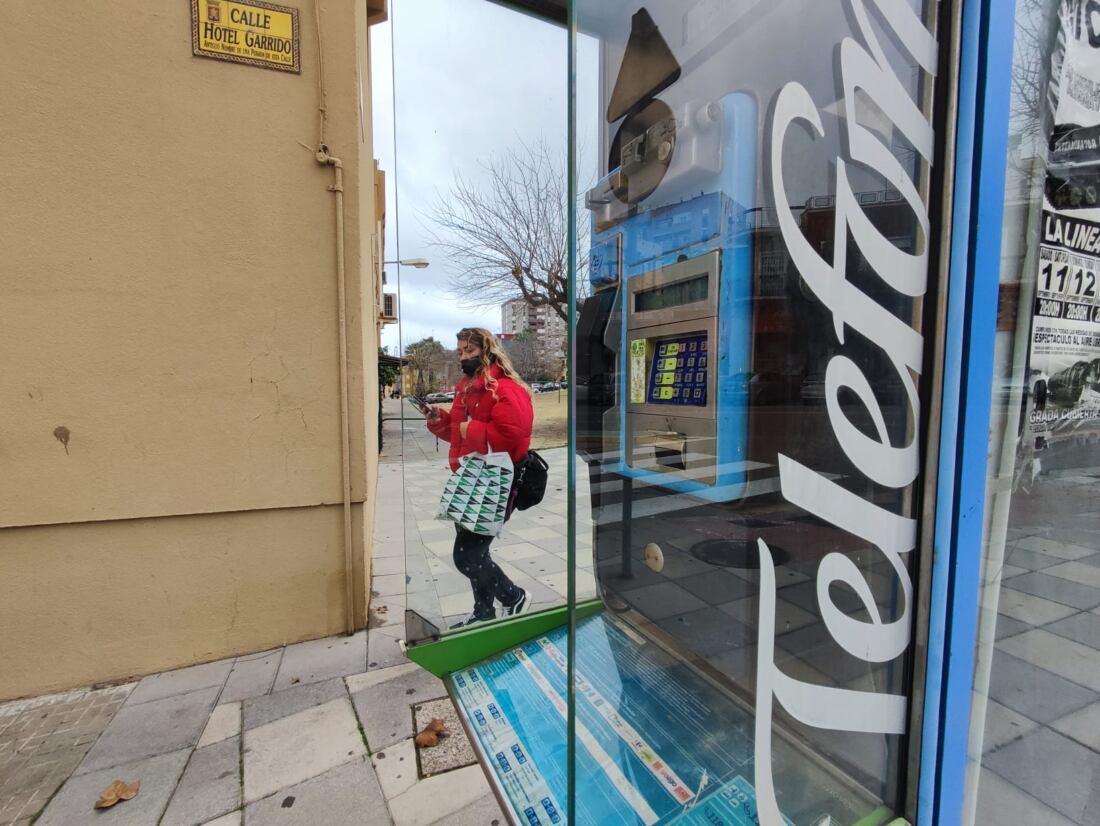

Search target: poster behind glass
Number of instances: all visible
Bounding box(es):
[965,2,1100,825]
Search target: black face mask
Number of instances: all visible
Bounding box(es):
[460,357,480,377]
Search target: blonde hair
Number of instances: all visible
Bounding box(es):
[457,327,532,396]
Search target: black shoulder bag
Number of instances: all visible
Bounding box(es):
[512,450,549,511]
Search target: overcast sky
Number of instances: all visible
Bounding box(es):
[371,0,597,354]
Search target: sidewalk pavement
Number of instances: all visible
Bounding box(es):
[0,400,589,826]
[0,636,504,826]
[0,410,510,826]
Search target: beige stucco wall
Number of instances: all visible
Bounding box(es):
[0,1,381,699]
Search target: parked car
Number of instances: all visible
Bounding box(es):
[424,392,452,404]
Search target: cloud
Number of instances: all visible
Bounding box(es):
[372,0,602,353]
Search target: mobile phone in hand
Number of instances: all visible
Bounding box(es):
[404,395,431,415]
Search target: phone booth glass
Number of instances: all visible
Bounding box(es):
[568,1,947,824]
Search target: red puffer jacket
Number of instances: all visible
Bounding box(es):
[426,363,533,471]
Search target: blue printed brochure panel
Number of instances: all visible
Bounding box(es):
[449,615,870,826]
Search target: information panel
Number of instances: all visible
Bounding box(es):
[448,616,860,826]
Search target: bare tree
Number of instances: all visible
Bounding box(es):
[1011,0,1059,145]
[503,330,559,382]
[428,140,588,322]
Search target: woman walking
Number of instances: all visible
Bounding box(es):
[424,327,534,628]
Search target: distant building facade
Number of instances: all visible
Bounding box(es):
[501,298,567,356]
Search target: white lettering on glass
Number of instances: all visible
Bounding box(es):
[754,0,937,822]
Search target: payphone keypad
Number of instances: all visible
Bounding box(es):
[648,334,708,405]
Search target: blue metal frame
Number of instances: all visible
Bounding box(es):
[918,0,1015,823]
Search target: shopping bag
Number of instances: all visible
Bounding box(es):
[437,451,515,536]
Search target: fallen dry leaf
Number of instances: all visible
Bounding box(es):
[414,718,449,748]
[95,779,140,809]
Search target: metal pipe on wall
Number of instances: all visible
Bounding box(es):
[313,1,356,636]
[317,146,357,637]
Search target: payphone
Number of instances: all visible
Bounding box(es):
[582,92,756,501]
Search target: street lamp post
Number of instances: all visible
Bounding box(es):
[383,258,429,268]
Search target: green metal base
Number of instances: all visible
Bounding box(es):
[851,806,906,826]
[404,599,604,678]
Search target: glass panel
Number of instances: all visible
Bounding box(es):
[378,0,577,639]
[571,1,944,824]
[966,2,1100,824]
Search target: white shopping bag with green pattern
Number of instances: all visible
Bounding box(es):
[437,451,514,536]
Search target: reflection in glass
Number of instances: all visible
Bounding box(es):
[572,0,943,823]
[966,1,1100,824]
[383,0,579,643]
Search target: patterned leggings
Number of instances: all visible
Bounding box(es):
[452,526,521,619]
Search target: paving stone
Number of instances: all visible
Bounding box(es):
[236,648,280,662]
[622,581,707,621]
[350,667,447,752]
[273,632,367,691]
[369,598,405,631]
[978,698,1039,753]
[1004,547,1065,571]
[77,687,218,775]
[428,793,506,826]
[161,736,240,826]
[347,663,420,694]
[676,570,759,604]
[197,703,241,749]
[1044,610,1100,649]
[718,595,816,633]
[36,748,190,826]
[974,768,1078,826]
[374,571,409,598]
[997,588,1078,626]
[368,628,410,671]
[998,628,1100,692]
[983,727,1100,823]
[387,764,492,826]
[509,554,568,577]
[219,652,281,702]
[125,660,232,707]
[244,756,389,825]
[242,677,346,731]
[370,736,417,799]
[0,684,132,824]
[413,698,476,777]
[994,613,1032,640]
[1014,535,1098,560]
[988,652,1095,723]
[200,811,241,826]
[1050,701,1100,752]
[1003,573,1100,610]
[242,698,365,803]
[373,556,407,576]
[1042,559,1100,590]
[656,608,751,658]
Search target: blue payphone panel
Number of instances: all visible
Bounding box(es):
[587,92,756,502]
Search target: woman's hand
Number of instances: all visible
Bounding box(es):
[425,406,441,421]
[459,421,468,439]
